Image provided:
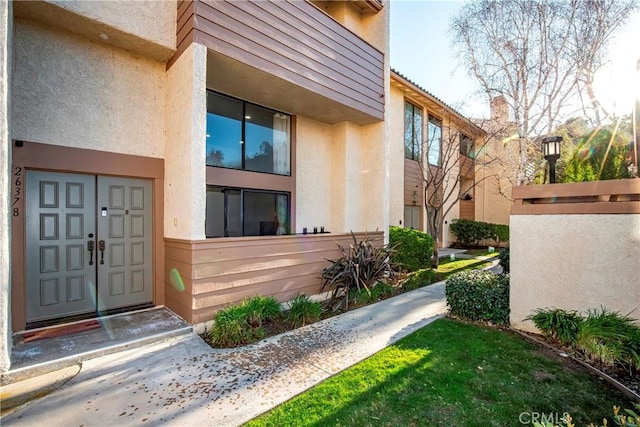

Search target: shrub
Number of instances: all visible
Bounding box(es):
[402,269,439,291]
[527,308,583,346]
[285,293,321,328]
[321,232,394,311]
[498,246,510,274]
[350,281,396,305]
[210,296,282,347]
[388,226,434,271]
[528,307,640,374]
[450,219,509,247]
[445,270,510,324]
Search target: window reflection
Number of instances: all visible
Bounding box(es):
[206,93,242,169]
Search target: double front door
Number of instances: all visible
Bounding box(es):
[25,171,153,324]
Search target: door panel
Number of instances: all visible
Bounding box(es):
[97,177,153,311]
[26,171,97,323]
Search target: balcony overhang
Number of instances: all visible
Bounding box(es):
[175,0,385,125]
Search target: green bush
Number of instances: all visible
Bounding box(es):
[388,226,434,271]
[527,308,583,346]
[350,281,396,305]
[321,232,394,311]
[285,293,322,328]
[445,270,510,324]
[210,296,282,347]
[402,269,439,291]
[450,219,509,247]
[528,307,640,374]
[498,246,510,274]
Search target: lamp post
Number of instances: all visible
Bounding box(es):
[542,136,562,184]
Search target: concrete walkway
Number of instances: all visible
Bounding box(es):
[2,282,448,426]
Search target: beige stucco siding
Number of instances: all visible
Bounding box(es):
[510,214,640,331]
[388,85,406,227]
[12,20,165,158]
[295,117,334,233]
[1,0,12,373]
[44,0,176,50]
[164,43,208,240]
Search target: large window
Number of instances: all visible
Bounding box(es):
[205,186,290,237]
[404,205,420,230]
[206,92,291,176]
[427,116,442,166]
[404,102,422,160]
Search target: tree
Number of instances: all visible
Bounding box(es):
[417,112,504,267]
[451,0,637,186]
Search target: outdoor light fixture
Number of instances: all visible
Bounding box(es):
[412,190,418,205]
[542,136,562,184]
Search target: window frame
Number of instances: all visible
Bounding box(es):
[206,90,292,177]
[427,115,442,167]
[404,101,423,161]
[205,185,291,238]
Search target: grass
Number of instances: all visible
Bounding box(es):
[247,318,632,427]
[436,257,493,277]
[463,249,500,258]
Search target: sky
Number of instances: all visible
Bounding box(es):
[390,0,640,121]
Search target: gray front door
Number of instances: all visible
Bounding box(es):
[25,171,153,324]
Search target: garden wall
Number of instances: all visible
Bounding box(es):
[510,179,640,332]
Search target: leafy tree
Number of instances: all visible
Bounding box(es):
[451,0,637,186]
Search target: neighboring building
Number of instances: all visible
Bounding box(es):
[0,0,390,373]
[390,70,485,247]
[473,95,518,225]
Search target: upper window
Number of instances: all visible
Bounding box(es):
[427,116,442,166]
[206,91,291,176]
[404,102,422,161]
[460,133,474,158]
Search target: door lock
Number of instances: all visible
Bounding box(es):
[88,240,95,266]
[98,240,106,265]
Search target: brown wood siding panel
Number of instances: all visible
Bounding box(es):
[459,200,475,220]
[164,232,384,324]
[404,159,423,206]
[191,0,384,120]
[511,180,640,215]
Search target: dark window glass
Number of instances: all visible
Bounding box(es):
[206,92,243,169]
[404,102,422,160]
[428,116,442,166]
[206,91,291,176]
[205,186,289,238]
[460,134,475,158]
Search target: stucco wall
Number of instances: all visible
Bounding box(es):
[164,43,207,240]
[45,0,175,49]
[1,0,12,373]
[388,85,405,228]
[295,117,334,233]
[12,20,165,158]
[510,214,640,332]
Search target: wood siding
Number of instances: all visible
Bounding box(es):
[512,179,640,215]
[164,231,384,324]
[459,200,475,220]
[459,154,474,179]
[404,159,423,207]
[175,0,384,122]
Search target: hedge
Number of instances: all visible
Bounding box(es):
[450,218,509,247]
[445,270,510,324]
[389,226,434,272]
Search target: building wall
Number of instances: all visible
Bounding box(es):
[388,85,405,228]
[295,116,334,233]
[44,0,176,49]
[0,0,13,373]
[164,43,207,240]
[511,214,640,331]
[12,20,166,158]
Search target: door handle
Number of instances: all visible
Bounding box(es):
[98,240,105,265]
[88,240,95,266]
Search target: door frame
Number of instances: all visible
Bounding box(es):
[11,140,165,331]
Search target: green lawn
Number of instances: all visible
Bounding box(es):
[247,319,631,427]
[436,257,493,276]
[463,249,501,257]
